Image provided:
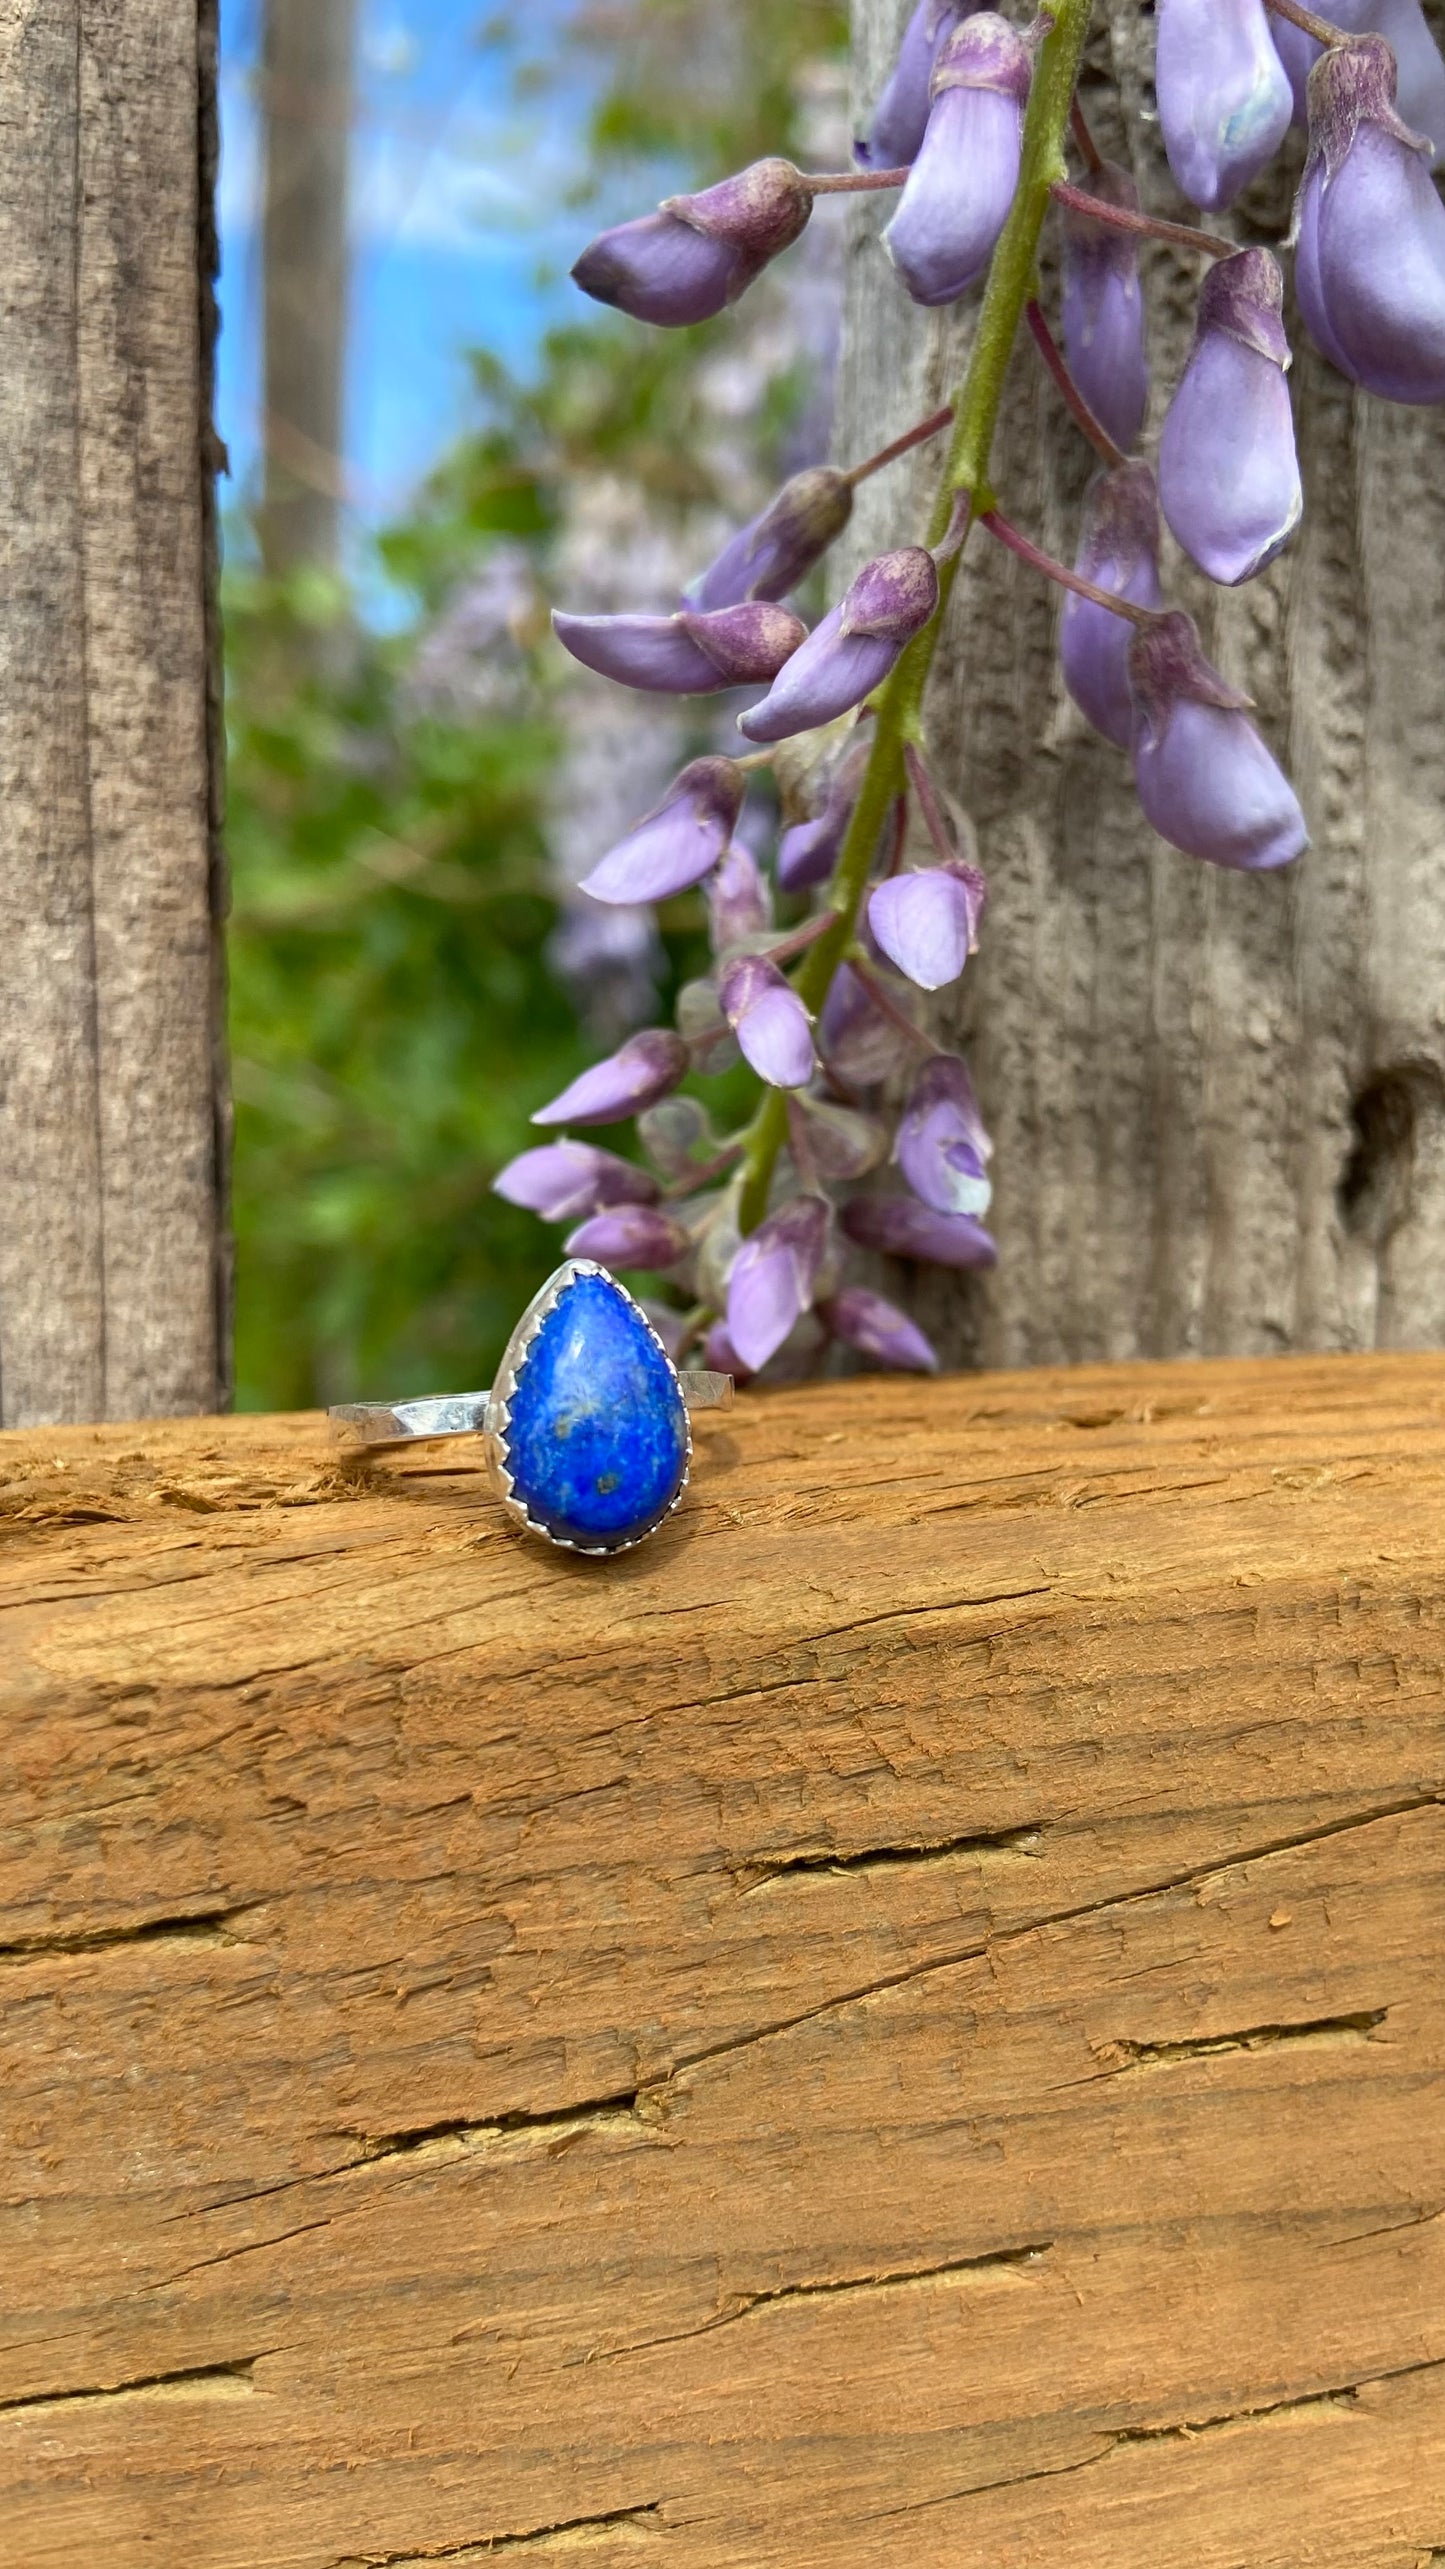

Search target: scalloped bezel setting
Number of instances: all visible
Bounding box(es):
[482,1260,693,1556]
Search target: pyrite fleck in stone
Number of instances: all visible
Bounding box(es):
[489,1265,689,1553]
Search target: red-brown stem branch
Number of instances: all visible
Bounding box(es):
[980,509,1162,626]
[1069,95,1104,171]
[1050,178,1235,260]
[884,794,910,879]
[845,405,955,486]
[806,166,910,193]
[903,744,960,869]
[765,909,840,969]
[848,957,942,1054]
[1263,0,1346,44]
[1025,300,1126,467]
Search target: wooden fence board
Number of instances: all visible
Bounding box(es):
[1,1355,1442,2564]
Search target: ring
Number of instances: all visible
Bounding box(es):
[329,1260,733,1558]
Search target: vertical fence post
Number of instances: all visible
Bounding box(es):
[0,0,227,1428]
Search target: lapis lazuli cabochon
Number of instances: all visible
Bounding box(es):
[501,1271,689,1551]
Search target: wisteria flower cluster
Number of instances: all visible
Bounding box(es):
[497,0,1445,1384]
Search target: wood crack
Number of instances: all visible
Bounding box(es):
[870,2354,1445,2520]
[0,2357,262,2418]
[738,1823,1044,1893]
[334,2506,664,2565]
[599,2243,1054,2362]
[0,1904,258,1964]
[1074,2009,1390,2084]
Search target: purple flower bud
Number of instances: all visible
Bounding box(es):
[1060,163,1150,453]
[818,958,923,1084]
[787,1091,891,1181]
[1158,250,1301,587]
[776,741,868,891]
[703,1318,749,1378]
[737,549,938,743]
[726,1194,828,1373]
[493,1139,660,1222]
[708,842,773,952]
[841,1193,998,1267]
[718,954,816,1089]
[1059,463,1165,750]
[1295,35,1445,403]
[867,860,985,991]
[821,1286,941,1372]
[579,756,746,906]
[571,158,814,327]
[1156,0,1293,211]
[553,600,805,697]
[563,1204,693,1267]
[1128,611,1308,870]
[687,469,855,611]
[883,14,1031,306]
[1273,0,1445,160]
[855,0,976,169]
[532,1028,690,1128]
[896,1054,993,1216]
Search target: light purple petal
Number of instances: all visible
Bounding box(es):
[896,1055,993,1215]
[884,81,1023,306]
[563,1205,692,1266]
[726,1195,828,1372]
[737,605,900,742]
[867,867,979,990]
[1156,0,1293,211]
[571,209,738,326]
[856,0,973,168]
[1061,168,1149,452]
[553,610,724,694]
[822,1286,940,1372]
[708,841,772,950]
[719,954,816,1089]
[493,1140,658,1221]
[687,468,853,611]
[841,1194,998,1267]
[1302,121,1445,402]
[1133,697,1308,869]
[581,757,744,904]
[531,1029,689,1128]
[1159,330,1300,585]
[1059,463,1165,749]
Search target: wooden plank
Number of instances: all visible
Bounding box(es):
[0,1354,1442,2566]
[0,0,224,1427]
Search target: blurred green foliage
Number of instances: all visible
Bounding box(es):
[226,0,845,1412]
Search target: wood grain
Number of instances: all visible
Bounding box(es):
[838,0,1445,1370]
[0,0,225,1428]
[1,1355,1442,2566]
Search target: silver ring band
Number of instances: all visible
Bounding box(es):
[331,1369,733,1454]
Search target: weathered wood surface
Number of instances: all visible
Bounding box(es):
[2,1354,1443,2567]
[0,0,226,1428]
[838,0,1445,1370]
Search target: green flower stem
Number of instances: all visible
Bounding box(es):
[736,0,1096,1236]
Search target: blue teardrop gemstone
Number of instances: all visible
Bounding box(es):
[500,1269,689,1552]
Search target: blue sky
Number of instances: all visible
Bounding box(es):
[218,1,599,558]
